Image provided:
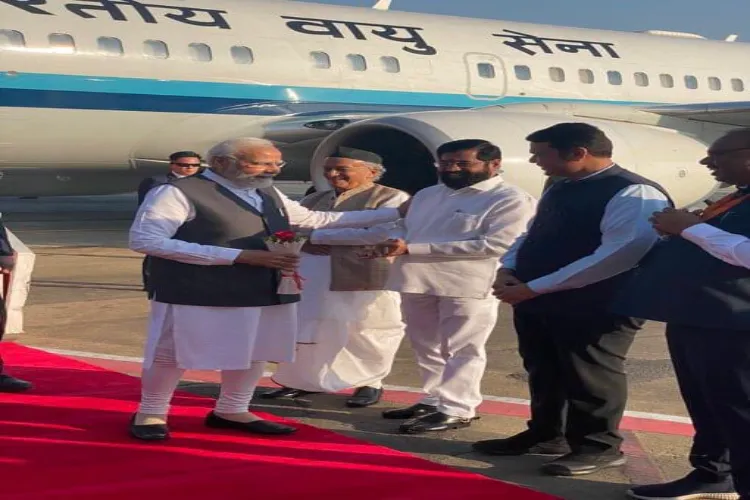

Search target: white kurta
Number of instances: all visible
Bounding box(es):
[129,170,401,371]
[272,191,409,392]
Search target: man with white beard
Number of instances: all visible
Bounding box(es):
[128,137,408,440]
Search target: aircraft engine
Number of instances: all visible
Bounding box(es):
[310,107,719,208]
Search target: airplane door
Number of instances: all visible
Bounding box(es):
[464,53,507,100]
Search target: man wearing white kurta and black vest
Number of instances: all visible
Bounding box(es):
[368,139,536,434]
[137,151,203,295]
[614,129,750,500]
[127,138,408,441]
[481,123,672,476]
[263,148,408,408]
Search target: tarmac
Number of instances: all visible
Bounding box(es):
[0,182,697,500]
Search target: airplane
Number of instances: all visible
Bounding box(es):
[1,0,750,206]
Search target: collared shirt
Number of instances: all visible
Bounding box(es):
[501,165,671,294]
[313,175,535,299]
[682,224,750,269]
[129,170,400,266]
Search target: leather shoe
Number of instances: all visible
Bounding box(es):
[260,387,319,399]
[346,386,383,408]
[541,451,627,476]
[129,414,169,441]
[382,403,437,420]
[205,412,297,435]
[0,374,32,393]
[399,411,474,434]
[472,430,570,456]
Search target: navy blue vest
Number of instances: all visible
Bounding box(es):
[513,165,671,315]
[148,175,298,307]
[612,195,750,330]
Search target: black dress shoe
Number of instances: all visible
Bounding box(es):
[541,451,627,476]
[129,414,169,441]
[346,386,383,408]
[0,374,32,393]
[472,429,570,456]
[399,411,474,434]
[260,387,319,399]
[382,403,437,420]
[205,412,297,435]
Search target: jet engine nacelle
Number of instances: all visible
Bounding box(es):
[310,108,718,208]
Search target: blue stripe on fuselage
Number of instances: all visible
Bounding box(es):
[0,72,654,115]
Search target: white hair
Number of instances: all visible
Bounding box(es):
[205,137,275,166]
[363,161,387,182]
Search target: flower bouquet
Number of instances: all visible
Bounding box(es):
[264,230,308,295]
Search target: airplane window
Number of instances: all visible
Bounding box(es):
[0,30,25,50]
[48,33,75,53]
[660,74,674,88]
[97,37,124,56]
[514,65,531,81]
[549,67,565,82]
[347,54,367,72]
[477,63,496,79]
[578,69,594,84]
[189,43,212,62]
[684,75,698,89]
[231,46,254,64]
[380,56,400,73]
[607,71,622,85]
[708,77,722,91]
[143,40,169,59]
[732,78,745,92]
[634,72,649,87]
[310,51,331,69]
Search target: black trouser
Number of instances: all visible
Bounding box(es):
[667,324,750,497]
[514,310,639,453]
[141,256,151,293]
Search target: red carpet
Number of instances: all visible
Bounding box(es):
[0,343,560,500]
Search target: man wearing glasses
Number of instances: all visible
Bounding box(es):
[137,151,203,293]
[136,151,203,206]
[368,139,536,434]
[615,128,750,500]
[128,138,409,440]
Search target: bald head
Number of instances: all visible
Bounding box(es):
[702,128,750,186]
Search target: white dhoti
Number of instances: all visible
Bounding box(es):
[143,301,298,370]
[272,255,405,393]
[138,301,298,416]
[400,292,499,419]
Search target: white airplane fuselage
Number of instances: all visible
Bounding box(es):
[1,0,748,203]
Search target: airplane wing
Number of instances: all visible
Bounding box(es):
[643,101,750,127]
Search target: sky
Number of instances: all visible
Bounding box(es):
[297,0,749,41]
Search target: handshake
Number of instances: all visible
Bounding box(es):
[356,239,409,259]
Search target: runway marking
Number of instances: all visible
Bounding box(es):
[41,347,695,437]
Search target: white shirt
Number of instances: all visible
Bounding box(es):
[315,175,537,299]
[129,170,401,265]
[682,223,750,269]
[501,166,671,294]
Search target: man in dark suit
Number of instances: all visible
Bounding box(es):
[0,217,32,392]
[137,151,203,205]
[137,151,202,292]
[615,128,750,500]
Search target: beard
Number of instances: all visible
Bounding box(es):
[219,163,276,189]
[439,168,493,190]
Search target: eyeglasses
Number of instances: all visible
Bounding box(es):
[171,162,201,168]
[231,157,286,169]
[434,160,486,169]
